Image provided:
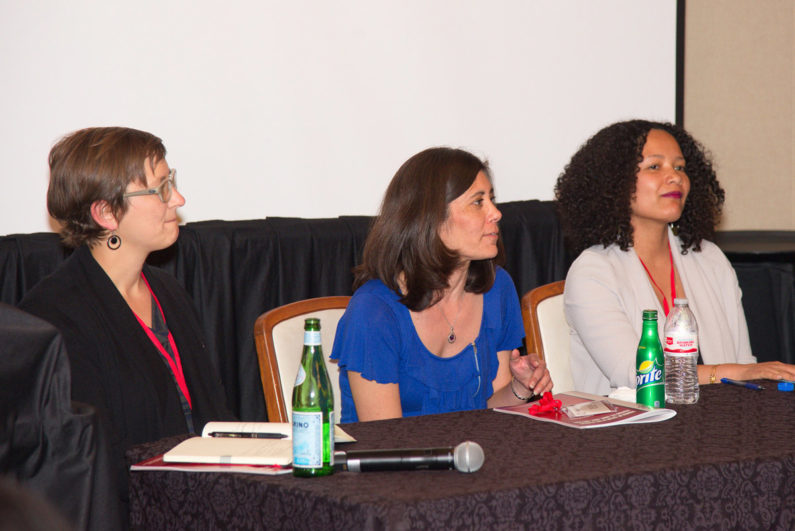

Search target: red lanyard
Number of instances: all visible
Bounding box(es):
[638,242,676,317]
[133,274,192,409]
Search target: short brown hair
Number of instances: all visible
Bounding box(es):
[47,127,166,247]
[355,147,504,311]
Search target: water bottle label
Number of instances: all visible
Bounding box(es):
[294,365,306,386]
[328,411,335,466]
[292,411,323,467]
[304,330,321,346]
[664,331,698,354]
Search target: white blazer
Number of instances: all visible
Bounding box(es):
[564,227,756,395]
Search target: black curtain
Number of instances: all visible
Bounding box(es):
[3,202,792,421]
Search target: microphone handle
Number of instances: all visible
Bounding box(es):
[341,447,454,472]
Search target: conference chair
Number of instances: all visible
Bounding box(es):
[0,303,122,530]
[520,280,575,393]
[253,296,350,423]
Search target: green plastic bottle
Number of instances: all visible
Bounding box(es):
[292,318,334,477]
[636,309,665,408]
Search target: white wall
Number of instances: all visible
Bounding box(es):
[685,1,794,230]
[0,0,677,235]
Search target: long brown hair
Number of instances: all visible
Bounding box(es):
[355,147,504,311]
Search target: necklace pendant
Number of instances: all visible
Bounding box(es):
[447,327,456,344]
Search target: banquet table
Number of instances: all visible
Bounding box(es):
[128,383,795,530]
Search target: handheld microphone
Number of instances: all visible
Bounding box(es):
[335,441,484,473]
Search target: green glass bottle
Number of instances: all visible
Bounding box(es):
[636,309,665,408]
[292,317,334,477]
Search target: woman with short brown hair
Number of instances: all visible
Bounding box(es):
[20,127,233,518]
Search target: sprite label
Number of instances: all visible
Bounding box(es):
[636,358,664,407]
[636,310,665,408]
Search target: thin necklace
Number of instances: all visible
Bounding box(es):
[439,298,464,344]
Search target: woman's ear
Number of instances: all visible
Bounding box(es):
[90,200,119,232]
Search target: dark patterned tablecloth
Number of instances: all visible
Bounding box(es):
[128,383,795,530]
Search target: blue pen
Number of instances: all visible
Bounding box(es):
[720,378,764,391]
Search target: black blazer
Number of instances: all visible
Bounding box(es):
[19,245,235,508]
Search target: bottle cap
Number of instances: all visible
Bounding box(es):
[777,381,794,392]
[673,298,688,305]
[642,309,657,320]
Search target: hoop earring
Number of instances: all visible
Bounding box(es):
[107,233,122,250]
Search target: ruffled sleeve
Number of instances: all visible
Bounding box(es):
[330,281,405,384]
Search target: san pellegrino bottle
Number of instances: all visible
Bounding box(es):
[292,318,334,477]
[664,298,700,404]
[636,309,665,408]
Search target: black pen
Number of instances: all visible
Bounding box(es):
[208,431,288,439]
[720,378,764,391]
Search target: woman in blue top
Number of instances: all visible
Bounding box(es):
[331,147,552,422]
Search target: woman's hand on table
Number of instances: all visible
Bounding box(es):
[735,361,795,382]
[704,361,795,384]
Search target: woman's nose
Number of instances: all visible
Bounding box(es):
[171,188,186,207]
[490,202,502,223]
[666,167,682,184]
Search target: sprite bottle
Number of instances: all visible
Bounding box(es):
[292,318,334,477]
[636,309,665,408]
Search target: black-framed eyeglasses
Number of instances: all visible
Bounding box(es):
[123,168,177,203]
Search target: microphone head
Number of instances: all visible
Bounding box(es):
[453,441,484,473]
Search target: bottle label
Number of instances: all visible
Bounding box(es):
[664,331,698,354]
[292,411,324,468]
[636,359,664,388]
[637,358,665,407]
[294,365,306,386]
[304,330,321,346]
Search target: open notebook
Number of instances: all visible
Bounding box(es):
[131,421,354,475]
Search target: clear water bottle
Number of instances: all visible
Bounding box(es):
[664,298,700,404]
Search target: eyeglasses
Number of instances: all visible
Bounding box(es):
[123,169,177,203]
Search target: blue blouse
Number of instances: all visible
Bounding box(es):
[330,267,524,423]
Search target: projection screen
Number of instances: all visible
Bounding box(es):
[0,0,679,235]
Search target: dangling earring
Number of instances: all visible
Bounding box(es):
[107,232,122,250]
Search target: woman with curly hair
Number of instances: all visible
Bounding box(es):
[331,147,552,422]
[555,120,795,395]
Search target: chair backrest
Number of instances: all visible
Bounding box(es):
[253,296,350,423]
[520,280,575,393]
[0,303,122,529]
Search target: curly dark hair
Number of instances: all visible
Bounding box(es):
[554,120,724,256]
